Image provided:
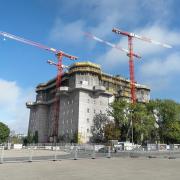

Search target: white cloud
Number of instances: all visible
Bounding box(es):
[96,24,180,71]
[0,79,35,134]
[96,45,128,70]
[137,52,180,93]
[49,19,85,46]
[133,25,180,55]
[139,53,180,77]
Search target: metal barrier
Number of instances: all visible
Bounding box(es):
[0,144,180,164]
[0,146,4,164]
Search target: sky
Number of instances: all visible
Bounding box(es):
[0,0,180,134]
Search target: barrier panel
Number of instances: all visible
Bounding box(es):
[0,144,180,164]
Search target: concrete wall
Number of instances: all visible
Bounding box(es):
[58,91,79,139]
[78,90,112,143]
[35,105,48,143]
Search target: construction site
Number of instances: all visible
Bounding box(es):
[26,61,150,143]
[0,26,172,144]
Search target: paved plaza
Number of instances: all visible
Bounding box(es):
[0,157,180,180]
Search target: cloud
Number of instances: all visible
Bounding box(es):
[139,53,180,77]
[133,25,180,55]
[49,0,174,47]
[48,0,180,101]
[0,79,35,134]
[137,52,180,93]
[96,24,180,71]
[49,19,86,46]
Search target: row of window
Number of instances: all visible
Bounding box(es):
[62,128,90,134]
[62,119,73,124]
[87,108,102,114]
[63,99,74,105]
[87,99,103,105]
[62,109,74,115]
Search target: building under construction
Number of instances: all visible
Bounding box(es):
[26,61,150,143]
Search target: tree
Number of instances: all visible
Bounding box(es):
[129,103,155,144]
[104,122,120,141]
[90,113,110,143]
[109,100,156,144]
[26,132,34,144]
[108,100,129,141]
[33,131,38,143]
[0,122,10,143]
[149,99,180,144]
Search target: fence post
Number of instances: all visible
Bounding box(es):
[169,149,175,159]
[53,145,57,161]
[28,146,33,162]
[92,145,96,159]
[107,146,111,158]
[74,146,78,160]
[0,146,4,164]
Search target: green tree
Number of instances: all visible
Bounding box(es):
[90,113,110,143]
[33,131,38,143]
[108,100,129,141]
[130,103,155,144]
[150,99,180,144]
[109,100,156,144]
[0,122,10,143]
[27,132,34,144]
[104,122,120,141]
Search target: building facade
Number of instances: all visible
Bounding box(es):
[26,61,150,143]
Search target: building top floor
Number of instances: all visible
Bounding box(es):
[27,61,150,105]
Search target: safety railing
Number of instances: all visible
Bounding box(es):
[0,144,180,164]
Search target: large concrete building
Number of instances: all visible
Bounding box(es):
[26,61,150,143]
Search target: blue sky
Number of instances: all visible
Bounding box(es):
[0,0,180,133]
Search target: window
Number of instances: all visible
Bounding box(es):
[87,99,90,103]
[87,128,90,133]
[87,108,90,113]
[94,109,96,114]
[87,118,89,123]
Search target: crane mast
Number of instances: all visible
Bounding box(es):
[112,27,172,104]
[0,31,78,142]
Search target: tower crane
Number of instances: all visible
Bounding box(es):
[0,31,78,142]
[112,28,172,104]
[85,32,141,59]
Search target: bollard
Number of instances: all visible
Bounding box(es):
[53,146,57,161]
[92,145,96,159]
[169,149,176,159]
[107,146,111,158]
[74,146,78,160]
[28,147,33,162]
[0,146,4,164]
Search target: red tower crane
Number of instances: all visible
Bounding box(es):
[85,32,141,59]
[112,28,172,104]
[0,31,78,142]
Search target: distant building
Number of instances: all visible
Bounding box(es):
[26,61,150,143]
